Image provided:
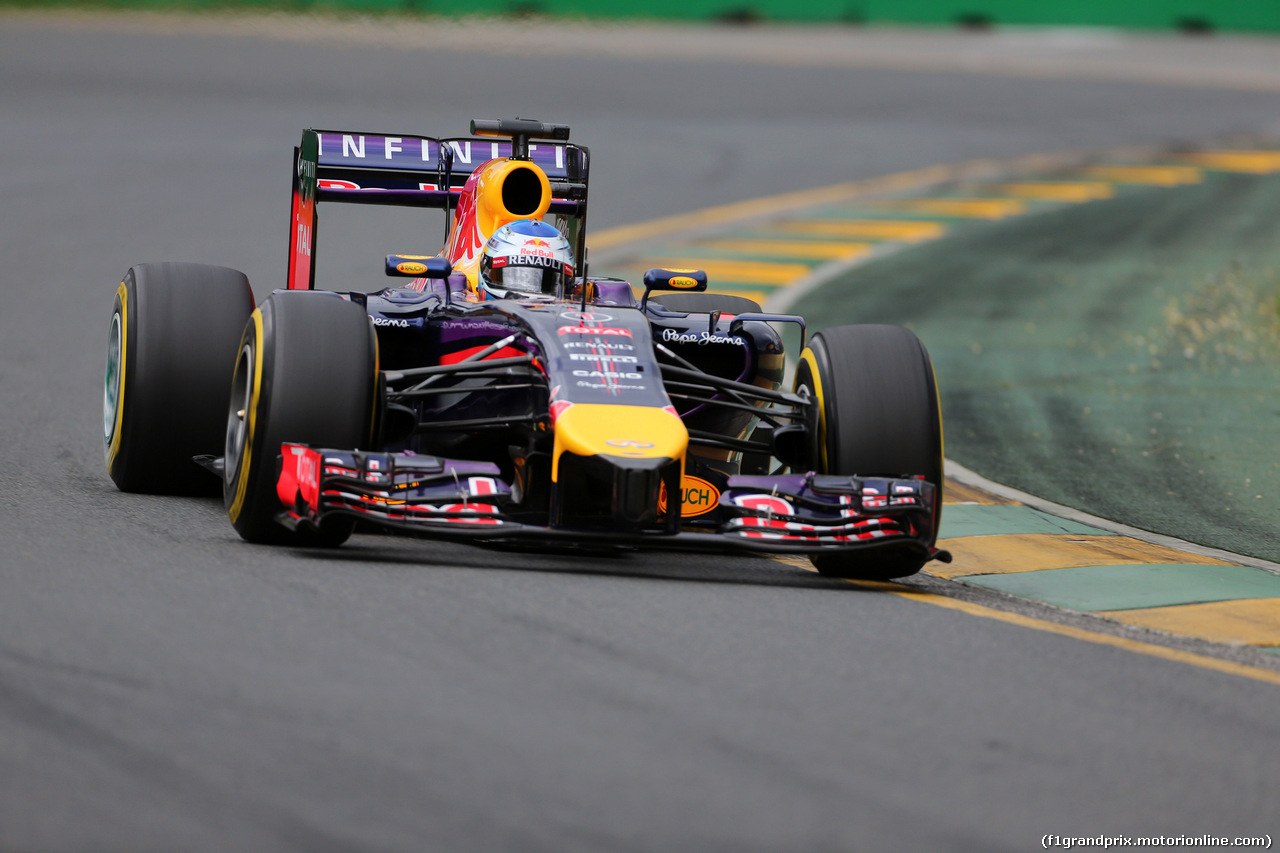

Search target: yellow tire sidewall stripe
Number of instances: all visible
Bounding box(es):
[105,280,129,468]
[228,308,264,522]
[796,347,827,473]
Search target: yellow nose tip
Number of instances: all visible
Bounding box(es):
[552,404,688,481]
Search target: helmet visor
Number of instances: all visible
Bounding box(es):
[490,262,561,295]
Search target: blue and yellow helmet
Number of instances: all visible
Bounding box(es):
[478,219,575,301]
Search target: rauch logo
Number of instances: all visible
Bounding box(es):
[658,475,721,518]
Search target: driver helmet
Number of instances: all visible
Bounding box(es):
[478,219,574,301]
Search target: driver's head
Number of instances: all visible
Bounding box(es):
[478,219,574,301]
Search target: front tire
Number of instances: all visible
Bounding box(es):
[224,291,378,544]
[794,324,943,580]
[104,263,254,495]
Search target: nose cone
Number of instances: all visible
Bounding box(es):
[551,404,689,531]
[552,404,688,478]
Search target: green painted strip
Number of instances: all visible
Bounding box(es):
[864,0,1280,32]
[25,1,1280,33]
[964,563,1280,612]
[938,504,1112,539]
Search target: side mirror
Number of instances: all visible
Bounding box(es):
[642,268,707,293]
[385,255,453,279]
[640,267,707,312]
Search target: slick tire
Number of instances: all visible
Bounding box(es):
[651,293,762,315]
[224,291,378,545]
[104,263,255,495]
[793,324,944,581]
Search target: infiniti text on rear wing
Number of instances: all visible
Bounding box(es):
[288,128,589,291]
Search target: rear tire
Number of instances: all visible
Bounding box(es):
[224,291,378,545]
[793,324,943,580]
[104,263,254,495]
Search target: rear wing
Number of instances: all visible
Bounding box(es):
[288,127,590,291]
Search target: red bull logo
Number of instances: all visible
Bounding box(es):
[520,237,555,259]
[448,187,484,264]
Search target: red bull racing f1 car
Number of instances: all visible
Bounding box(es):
[104,119,949,580]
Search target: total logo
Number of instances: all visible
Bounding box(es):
[287,445,319,491]
[559,326,632,337]
[658,475,721,518]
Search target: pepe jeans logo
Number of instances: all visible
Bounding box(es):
[660,328,744,346]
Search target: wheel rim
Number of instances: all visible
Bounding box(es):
[225,343,253,485]
[103,311,122,444]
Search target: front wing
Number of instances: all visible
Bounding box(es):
[275,444,951,564]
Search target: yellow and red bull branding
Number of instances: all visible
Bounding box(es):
[444,159,553,287]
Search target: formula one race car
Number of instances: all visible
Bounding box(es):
[103,119,949,580]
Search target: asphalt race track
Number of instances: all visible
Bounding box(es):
[4,13,1280,851]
